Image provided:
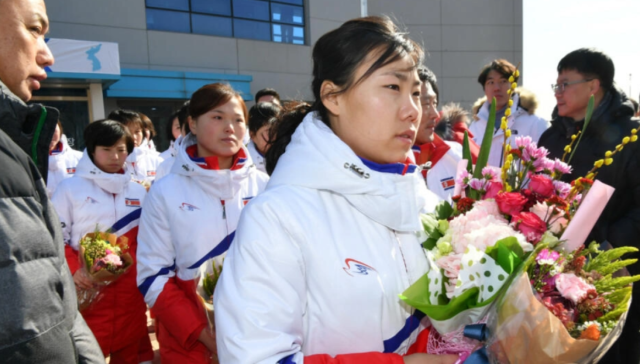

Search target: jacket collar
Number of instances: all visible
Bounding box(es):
[171,133,255,200]
[477,93,525,138]
[268,112,438,232]
[0,81,59,179]
[413,134,451,167]
[75,150,131,194]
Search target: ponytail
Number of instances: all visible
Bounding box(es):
[265,101,313,175]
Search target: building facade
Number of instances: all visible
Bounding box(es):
[41,0,522,151]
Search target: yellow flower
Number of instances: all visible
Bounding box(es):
[507,89,512,95]
[505,183,513,192]
[605,151,612,158]
[616,144,624,152]
[571,134,577,141]
[605,158,614,166]
[574,179,582,188]
[594,159,604,168]
[511,82,517,90]
[586,173,595,180]
[505,108,512,117]
[505,130,512,138]
[622,137,630,145]
[632,135,638,142]
[505,144,511,153]
[501,121,507,130]
[632,129,638,135]
[514,70,520,78]
[508,99,513,107]
[509,76,514,83]
[564,146,572,153]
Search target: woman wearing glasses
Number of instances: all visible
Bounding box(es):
[469,59,549,167]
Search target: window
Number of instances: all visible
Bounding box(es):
[145,0,306,45]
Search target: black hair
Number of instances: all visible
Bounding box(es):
[265,16,423,174]
[478,59,518,87]
[84,119,135,161]
[557,48,614,91]
[255,88,281,104]
[249,102,281,135]
[177,101,191,134]
[107,109,144,130]
[166,110,179,142]
[417,65,439,103]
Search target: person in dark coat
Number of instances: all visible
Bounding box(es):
[538,48,640,364]
[0,0,103,362]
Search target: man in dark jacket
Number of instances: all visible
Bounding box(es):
[0,0,103,363]
[539,48,640,364]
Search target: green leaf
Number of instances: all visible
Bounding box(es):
[485,237,525,273]
[420,214,440,236]
[597,259,638,277]
[474,97,497,177]
[463,131,473,172]
[584,246,638,272]
[435,201,454,220]
[595,275,640,294]
[423,237,439,251]
[568,95,594,164]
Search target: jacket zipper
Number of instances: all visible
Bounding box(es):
[392,230,411,285]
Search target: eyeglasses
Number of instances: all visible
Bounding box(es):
[551,79,594,93]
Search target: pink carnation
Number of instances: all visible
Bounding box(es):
[515,136,533,149]
[456,170,471,188]
[530,202,568,234]
[481,166,501,182]
[484,181,503,200]
[553,159,572,175]
[534,158,555,173]
[436,253,464,298]
[469,178,488,192]
[553,180,572,199]
[448,200,532,255]
[555,273,596,304]
[523,144,549,162]
[101,253,123,267]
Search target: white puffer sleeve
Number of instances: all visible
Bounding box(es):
[214,196,306,364]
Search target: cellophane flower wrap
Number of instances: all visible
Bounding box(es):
[77,230,133,311]
[196,257,223,364]
[401,73,640,361]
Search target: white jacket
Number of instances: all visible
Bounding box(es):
[126,146,162,183]
[469,94,549,167]
[52,151,147,251]
[136,134,269,308]
[413,142,463,202]
[155,136,183,181]
[246,140,266,173]
[214,113,440,363]
[46,135,83,198]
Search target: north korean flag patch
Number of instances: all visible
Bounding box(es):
[441,177,455,191]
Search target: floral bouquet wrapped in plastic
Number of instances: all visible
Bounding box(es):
[484,241,640,364]
[196,258,223,364]
[77,230,133,311]
[401,66,640,361]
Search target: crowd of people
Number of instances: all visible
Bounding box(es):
[1,1,640,364]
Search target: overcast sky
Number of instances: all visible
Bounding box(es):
[523,0,640,119]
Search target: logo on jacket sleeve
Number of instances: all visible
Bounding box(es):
[242,196,254,206]
[441,177,455,191]
[147,170,156,177]
[66,167,76,174]
[125,198,141,207]
[343,258,377,276]
[180,202,199,212]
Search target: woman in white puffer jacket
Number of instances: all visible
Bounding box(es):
[214,16,456,364]
[46,122,82,197]
[136,83,269,364]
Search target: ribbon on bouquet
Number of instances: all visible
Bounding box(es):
[455,324,489,364]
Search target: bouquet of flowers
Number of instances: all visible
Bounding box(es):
[77,230,133,311]
[400,66,640,362]
[484,241,640,364]
[196,258,223,364]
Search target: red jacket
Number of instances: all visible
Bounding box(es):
[451,122,479,164]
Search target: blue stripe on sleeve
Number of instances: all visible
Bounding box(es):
[383,310,426,353]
